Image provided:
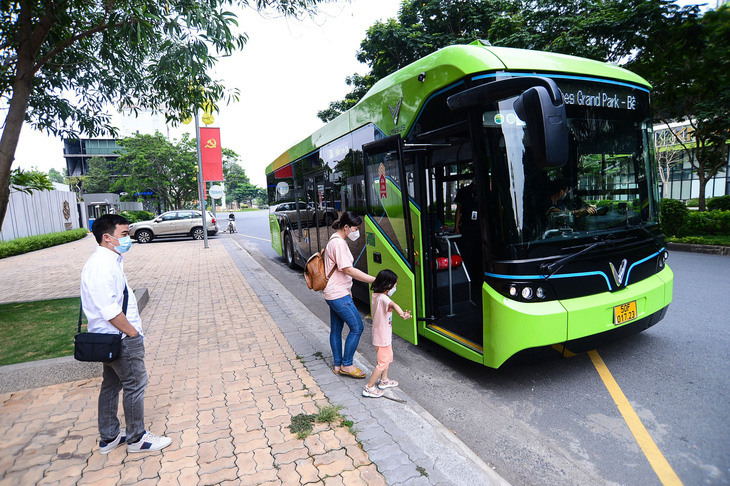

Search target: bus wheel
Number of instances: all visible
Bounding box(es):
[284,233,296,269]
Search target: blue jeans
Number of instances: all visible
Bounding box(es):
[325,295,364,367]
[98,335,148,444]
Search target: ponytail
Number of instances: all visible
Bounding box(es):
[332,211,363,230]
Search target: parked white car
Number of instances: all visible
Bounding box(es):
[129,210,218,243]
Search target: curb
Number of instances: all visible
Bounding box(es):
[0,288,149,395]
[223,238,510,485]
[667,242,730,256]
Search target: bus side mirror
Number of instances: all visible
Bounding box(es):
[514,86,569,169]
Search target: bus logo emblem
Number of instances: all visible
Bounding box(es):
[389,98,402,124]
[609,259,628,287]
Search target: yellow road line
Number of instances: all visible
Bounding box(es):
[588,350,683,486]
[551,344,577,357]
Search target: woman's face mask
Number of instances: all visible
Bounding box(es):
[347,227,361,241]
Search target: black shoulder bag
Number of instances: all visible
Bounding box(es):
[74,286,127,362]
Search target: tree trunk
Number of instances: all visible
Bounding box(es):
[0,70,34,231]
[698,172,707,212]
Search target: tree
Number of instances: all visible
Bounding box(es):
[319,0,687,121]
[9,168,52,194]
[115,133,198,211]
[631,6,730,211]
[47,168,65,183]
[83,156,113,194]
[0,0,325,229]
[654,128,685,198]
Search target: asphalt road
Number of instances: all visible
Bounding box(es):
[224,209,730,486]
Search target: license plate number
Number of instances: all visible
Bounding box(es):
[614,301,637,325]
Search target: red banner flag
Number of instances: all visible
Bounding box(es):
[200,127,223,181]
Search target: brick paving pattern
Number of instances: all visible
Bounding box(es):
[0,237,386,485]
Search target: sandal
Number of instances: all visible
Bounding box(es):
[332,367,341,375]
[362,385,383,398]
[339,367,366,379]
[378,379,399,389]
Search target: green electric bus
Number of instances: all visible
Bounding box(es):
[266,41,673,368]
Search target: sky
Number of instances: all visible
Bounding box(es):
[10,0,712,188]
[11,0,403,187]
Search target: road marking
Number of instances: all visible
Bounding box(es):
[551,344,577,357]
[588,350,683,486]
[236,233,271,242]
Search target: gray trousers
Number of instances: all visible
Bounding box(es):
[98,335,148,444]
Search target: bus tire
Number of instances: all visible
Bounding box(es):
[284,233,297,269]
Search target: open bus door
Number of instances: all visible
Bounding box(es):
[363,135,419,345]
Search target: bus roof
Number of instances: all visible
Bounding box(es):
[265,42,651,175]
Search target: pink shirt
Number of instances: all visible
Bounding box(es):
[322,234,354,301]
[371,292,393,347]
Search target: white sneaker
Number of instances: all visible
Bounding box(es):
[127,431,172,453]
[99,429,126,454]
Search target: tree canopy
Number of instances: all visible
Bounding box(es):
[0,0,325,229]
[318,0,692,121]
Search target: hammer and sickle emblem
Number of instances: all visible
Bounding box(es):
[204,139,217,149]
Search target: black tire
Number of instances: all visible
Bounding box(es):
[191,227,205,240]
[137,229,153,243]
[284,233,297,269]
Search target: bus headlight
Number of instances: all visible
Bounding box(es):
[521,287,533,300]
[536,287,546,299]
[509,285,518,297]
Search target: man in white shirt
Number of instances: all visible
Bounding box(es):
[81,214,171,454]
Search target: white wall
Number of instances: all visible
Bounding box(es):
[1,188,80,241]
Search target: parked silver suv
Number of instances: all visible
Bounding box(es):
[129,210,218,243]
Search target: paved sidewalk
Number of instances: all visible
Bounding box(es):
[0,236,506,485]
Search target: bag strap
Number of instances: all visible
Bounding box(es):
[78,285,129,333]
[322,248,337,279]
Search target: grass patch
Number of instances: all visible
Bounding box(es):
[667,235,730,247]
[0,297,84,366]
[288,404,348,440]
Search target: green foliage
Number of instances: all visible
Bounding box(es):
[47,168,65,183]
[120,210,155,223]
[0,229,88,259]
[0,297,84,366]
[319,0,688,121]
[315,405,344,424]
[686,198,700,208]
[9,168,53,194]
[83,156,114,194]
[630,6,730,211]
[288,413,316,439]
[660,198,689,237]
[115,133,198,210]
[666,235,730,247]
[684,210,730,236]
[707,195,730,211]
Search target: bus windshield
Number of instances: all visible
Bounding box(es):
[484,80,658,259]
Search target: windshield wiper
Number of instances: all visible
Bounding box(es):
[626,222,663,252]
[540,241,607,277]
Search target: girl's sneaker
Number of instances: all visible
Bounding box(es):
[362,385,384,398]
[377,379,399,390]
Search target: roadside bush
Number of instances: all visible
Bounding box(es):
[667,235,730,247]
[0,228,89,259]
[120,210,154,223]
[685,210,730,235]
[686,198,699,208]
[660,198,688,237]
[707,195,730,211]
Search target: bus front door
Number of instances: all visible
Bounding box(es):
[363,136,418,345]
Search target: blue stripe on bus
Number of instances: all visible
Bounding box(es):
[485,270,613,291]
[625,248,663,286]
[470,72,651,93]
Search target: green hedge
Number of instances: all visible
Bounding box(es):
[667,235,730,247]
[707,195,730,211]
[684,210,730,236]
[0,228,89,259]
[660,199,689,237]
[120,210,155,223]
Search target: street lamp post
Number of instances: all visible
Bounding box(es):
[194,108,209,249]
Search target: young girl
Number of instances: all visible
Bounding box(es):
[363,269,412,398]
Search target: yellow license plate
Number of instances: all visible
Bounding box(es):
[614,300,637,325]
